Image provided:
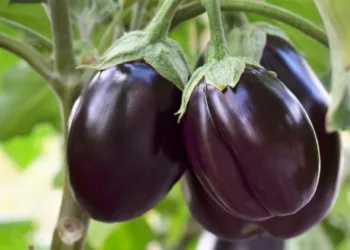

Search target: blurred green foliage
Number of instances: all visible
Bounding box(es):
[0,0,349,250]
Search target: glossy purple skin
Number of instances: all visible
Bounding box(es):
[183,170,264,241]
[183,66,320,221]
[67,62,187,222]
[259,35,342,238]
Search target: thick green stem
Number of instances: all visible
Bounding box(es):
[48,0,76,75]
[0,33,57,84]
[47,0,89,249]
[173,0,329,47]
[130,0,151,31]
[202,0,230,62]
[51,92,89,250]
[145,0,183,43]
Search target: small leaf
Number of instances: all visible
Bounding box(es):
[0,221,34,250]
[144,38,191,90]
[0,65,61,141]
[89,31,191,90]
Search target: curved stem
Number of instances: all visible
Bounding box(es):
[0,33,57,84]
[173,0,329,47]
[145,0,183,43]
[0,17,53,51]
[203,0,230,62]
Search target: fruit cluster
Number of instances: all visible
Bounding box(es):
[67,34,341,242]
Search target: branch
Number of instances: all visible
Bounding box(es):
[0,17,53,51]
[47,0,89,249]
[0,33,56,83]
[48,0,76,75]
[172,0,329,47]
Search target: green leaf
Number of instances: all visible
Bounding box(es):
[102,218,154,250]
[0,221,34,250]
[0,65,61,141]
[0,2,51,39]
[314,0,350,131]
[88,31,191,90]
[1,123,55,169]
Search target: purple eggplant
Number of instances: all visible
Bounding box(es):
[67,62,187,222]
[183,170,264,241]
[259,35,342,238]
[182,65,320,221]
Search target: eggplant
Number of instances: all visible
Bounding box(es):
[259,35,342,238]
[67,62,187,222]
[183,170,264,241]
[183,65,320,221]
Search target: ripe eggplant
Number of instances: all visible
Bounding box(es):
[183,65,320,221]
[259,35,342,238]
[67,62,187,222]
[183,170,264,241]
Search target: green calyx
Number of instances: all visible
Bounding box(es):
[78,31,191,90]
[227,21,290,62]
[176,57,262,120]
[77,0,191,90]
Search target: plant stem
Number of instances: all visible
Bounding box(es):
[51,84,88,250]
[48,0,76,75]
[47,0,89,249]
[0,33,57,84]
[0,17,53,51]
[145,0,183,43]
[202,0,230,63]
[130,0,151,31]
[172,0,329,47]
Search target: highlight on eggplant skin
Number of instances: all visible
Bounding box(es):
[67,62,187,223]
[183,65,320,221]
[259,35,342,238]
[182,170,265,241]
